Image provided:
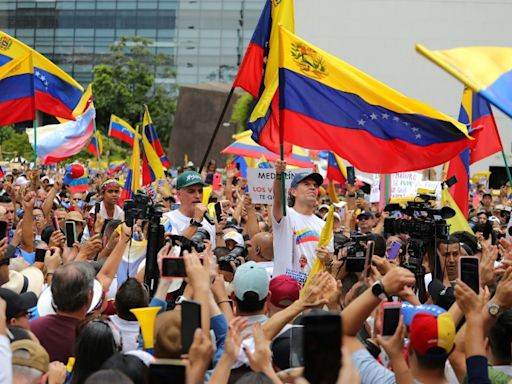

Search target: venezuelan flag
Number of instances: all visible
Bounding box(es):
[232,0,271,97]
[108,115,138,147]
[278,27,471,173]
[326,152,347,184]
[246,0,294,155]
[0,53,35,126]
[441,187,474,235]
[417,45,512,120]
[120,132,141,204]
[143,107,171,168]
[87,131,103,159]
[141,128,165,186]
[0,31,83,120]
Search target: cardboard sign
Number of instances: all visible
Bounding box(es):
[247,168,308,204]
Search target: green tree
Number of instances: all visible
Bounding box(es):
[92,36,176,145]
[2,133,33,160]
[0,126,15,143]
[230,93,254,132]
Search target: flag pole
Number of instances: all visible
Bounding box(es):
[93,120,101,166]
[199,87,235,173]
[32,119,37,166]
[500,151,512,186]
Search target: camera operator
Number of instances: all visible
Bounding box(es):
[162,171,216,248]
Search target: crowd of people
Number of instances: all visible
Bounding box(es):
[0,158,511,384]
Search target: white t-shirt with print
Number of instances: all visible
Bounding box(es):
[162,209,216,249]
[272,207,333,277]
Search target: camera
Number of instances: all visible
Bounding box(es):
[383,195,454,241]
[168,228,211,254]
[344,234,369,273]
[402,238,425,275]
[218,245,247,273]
[123,193,152,227]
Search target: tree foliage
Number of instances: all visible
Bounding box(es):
[230,92,254,132]
[92,36,176,145]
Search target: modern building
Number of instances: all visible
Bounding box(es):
[0,0,263,86]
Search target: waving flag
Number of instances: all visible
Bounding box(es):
[143,107,171,168]
[26,107,95,164]
[326,152,347,184]
[141,128,166,186]
[0,31,83,120]
[0,53,35,125]
[441,187,474,235]
[445,88,502,218]
[245,0,294,155]
[108,115,138,147]
[120,133,141,204]
[87,131,103,159]
[278,27,471,173]
[232,0,272,97]
[416,45,512,120]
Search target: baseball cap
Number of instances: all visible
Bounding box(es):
[290,172,323,188]
[11,339,50,373]
[318,204,330,212]
[176,171,206,190]
[269,275,300,308]
[357,210,374,219]
[223,231,245,247]
[427,280,455,310]
[0,288,37,321]
[409,312,455,357]
[233,261,269,301]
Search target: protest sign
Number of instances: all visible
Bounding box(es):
[247,168,308,204]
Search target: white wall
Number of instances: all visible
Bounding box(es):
[295,0,512,174]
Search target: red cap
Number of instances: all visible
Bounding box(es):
[269,275,300,308]
[409,312,455,357]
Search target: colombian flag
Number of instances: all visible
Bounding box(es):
[0,53,35,126]
[143,106,171,168]
[326,152,347,184]
[278,27,471,173]
[246,0,294,155]
[120,132,141,204]
[417,45,512,120]
[0,31,83,120]
[108,115,138,147]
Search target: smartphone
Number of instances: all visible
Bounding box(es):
[212,172,222,191]
[303,310,341,384]
[381,302,401,337]
[161,257,186,278]
[149,359,186,384]
[364,240,375,278]
[65,221,77,247]
[235,162,241,171]
[346,166,355,185]
[35,248,46,263]
[0,221,7,241]
[181,300,202,354]
[387,240,402,261]
[214,202,223,223]
[94,202,100,223]
[52,216,60,232]
[288,325,304,368]
[459,256,480,293]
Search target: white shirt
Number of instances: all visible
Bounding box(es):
[82,201,125,241]
[162,209,216,249]
[272,207,333,277]
[109,315,141,353]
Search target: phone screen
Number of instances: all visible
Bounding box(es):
[181,300,201,354]
[0,221,7,241]
[65,221,76,247]
[460,257,480,293]
[52,216,60,232]
[382,304,401,336]
[161,258,187,278]
[149,361,186,384]
[346,166,355,185]
[365,240,375,277]
[35,248,46,263]
[387,241,402,261]
[214,202,223,223]
[303,311,341,384]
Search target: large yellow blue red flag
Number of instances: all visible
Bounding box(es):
[87,130,103,159]
[278,27,471,173]
[109,115,138,147]
[120,129,141,204]
[416,45,512,120]
[246,0,294,155]
[142,128,166,186]
[0,53,35,125]
[445,87,502,218]
[143,106,171,168]
[0,31,83,120]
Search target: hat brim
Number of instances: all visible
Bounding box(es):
[178,180,207,190]
[292,172,324,188]
[37,279,103,317]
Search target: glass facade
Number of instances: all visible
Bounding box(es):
[0,0,263,86]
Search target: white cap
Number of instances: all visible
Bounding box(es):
[223,231,245,247]
[323,212,341,222]
[333,201,347,209]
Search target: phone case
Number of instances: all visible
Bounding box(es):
[380,302,401,337]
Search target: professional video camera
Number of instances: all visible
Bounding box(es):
[344,234,370,273]
[168,228,211,254]
[383,194,454,241]
[123,192,162,227]
[218,245,248,273]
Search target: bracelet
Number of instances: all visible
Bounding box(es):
[217,300,233,306]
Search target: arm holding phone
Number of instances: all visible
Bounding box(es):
[95,224,131,291]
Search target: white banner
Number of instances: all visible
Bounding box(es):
[247,168,308,204]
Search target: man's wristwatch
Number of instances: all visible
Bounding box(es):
[189,218,203,227]
[487,301,501,317]
[371,280,389,301]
